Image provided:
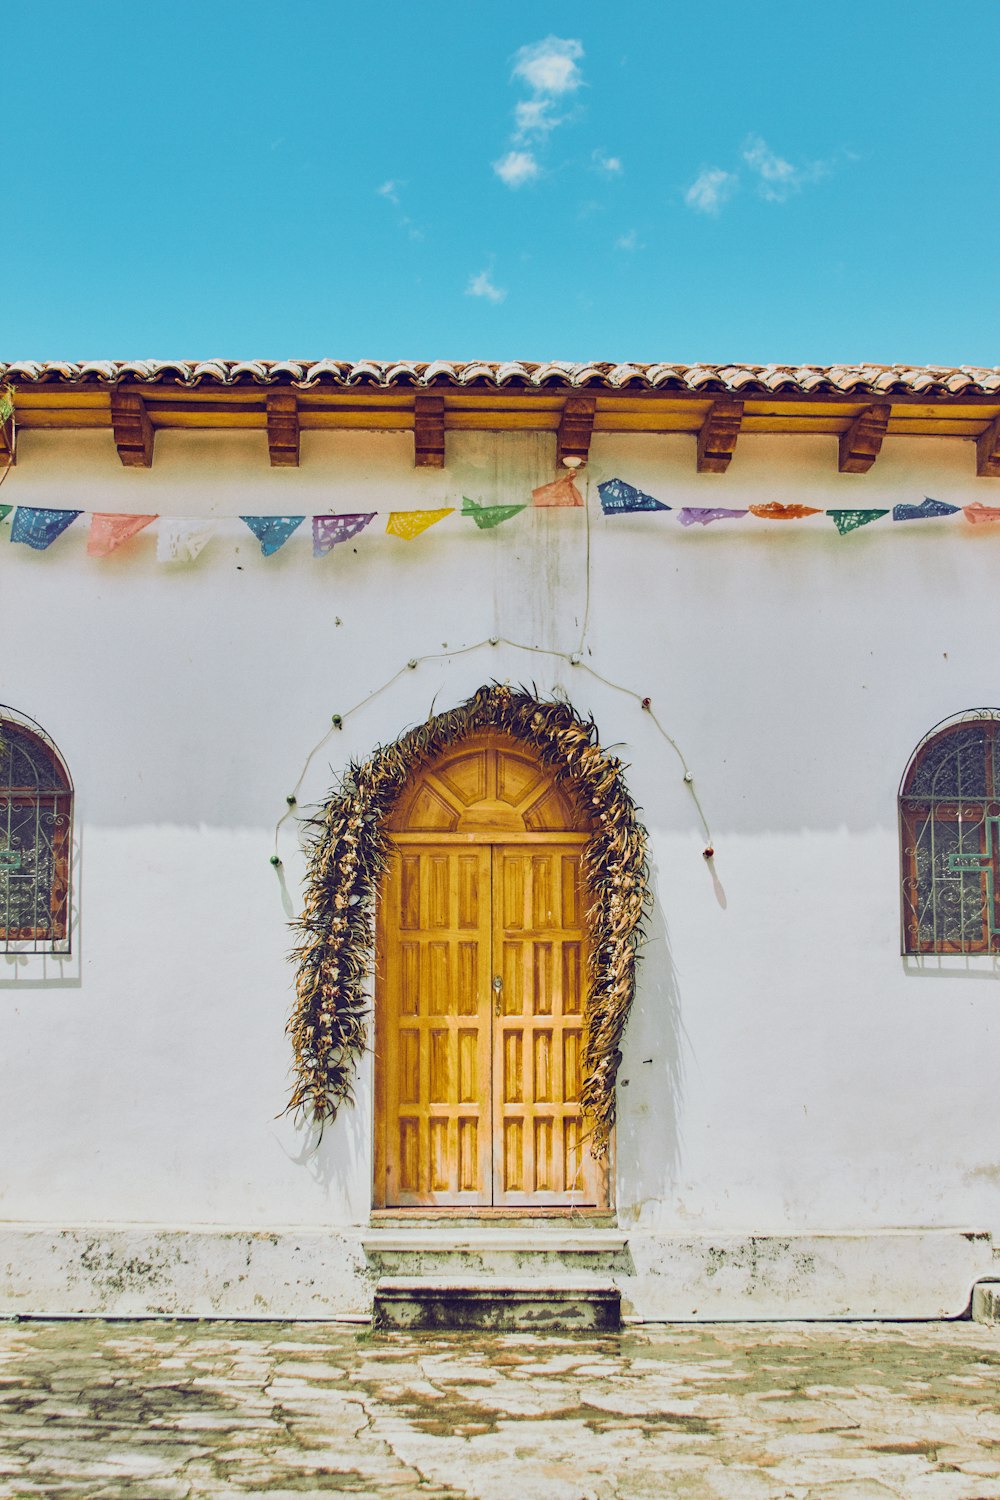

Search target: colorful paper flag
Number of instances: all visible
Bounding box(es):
[892,497,960,522]
[749,503,822,521]
[156,519,217,563]
[827,509,890,536]
[676,507,749,527]
[597,478,670,515]
[87,513,158,558]
[461,497,526,530]
[241,515,305,556]
[531,475,583,508]
[312,513,376,555]
[0,505,11,525]
[10,507,82,550]
[386,507,454,540]
[963,503,1000,525]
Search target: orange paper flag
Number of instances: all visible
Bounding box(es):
[963,503,1000,525]
[749,503,822,521]
[87,512,158,557]
[385,507,454,541]
[532,475,583,508]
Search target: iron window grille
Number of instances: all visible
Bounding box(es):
[900,709,1000,955]
[0,708,73,955]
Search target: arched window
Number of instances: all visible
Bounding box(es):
[0,709,73,953]
[900,710,1000,954]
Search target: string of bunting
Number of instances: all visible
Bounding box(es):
[0,474,994,557]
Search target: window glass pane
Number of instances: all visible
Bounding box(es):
[913,814,987,949]
[907,725,989,800]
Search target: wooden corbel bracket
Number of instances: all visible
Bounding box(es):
[267,393,300,467]
[110,390,154,468]
[976,413,1000,478]
[838,404,891,474]
[414,394,446,468]
[557,394,596,467]
[697,398,743,473]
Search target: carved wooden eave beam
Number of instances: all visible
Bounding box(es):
[266,393,300,467]
[110,390,154,467]
[414,394,445,467]
[976,414,1000,478]
[838,403,891,474]
[696,397,743,473]
[557,394,596,467]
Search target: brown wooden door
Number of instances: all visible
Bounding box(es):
[376,816,606,1207]
[379,845,493,1205]
[493,843,594,1204]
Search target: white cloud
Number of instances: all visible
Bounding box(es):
[742,135,827,202]
[512,36,583,97]
[514,98,561,138]
[684,167,738,215]
[493,149,540,189]
[615,230,639,251]
[593,149,622,176]
[376,179,400,205]
[466,270,507,304]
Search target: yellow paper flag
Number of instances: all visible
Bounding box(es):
[386,507,454,541]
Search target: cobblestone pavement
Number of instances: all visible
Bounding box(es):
[2,1320,1000,1499]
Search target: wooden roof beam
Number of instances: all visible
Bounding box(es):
[111,390,154,467]
[838,403,890,473]
[976,413,1000,477]
[266,393,300,466]
[697,398,743,472]
[414,394,445,467]
[557,395,596,466]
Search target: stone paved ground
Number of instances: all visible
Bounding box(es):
[1,1321,1000,1499]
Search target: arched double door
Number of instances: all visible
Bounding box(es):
[374,732,608,1208]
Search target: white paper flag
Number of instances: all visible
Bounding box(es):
[156,519,217,564]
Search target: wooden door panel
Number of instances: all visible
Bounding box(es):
[492,844,604,1206]
[378,845,492,1206]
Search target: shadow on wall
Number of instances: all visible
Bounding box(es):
[615,863,686,1224]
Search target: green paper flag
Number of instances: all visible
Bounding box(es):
[0,506,11,524]
[827,508,890,536]
[462,497,526,530]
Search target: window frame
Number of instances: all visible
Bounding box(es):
[899,709,1000,956]
[0,708,73,954]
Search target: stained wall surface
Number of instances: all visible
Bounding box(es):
[1,425,999,1254]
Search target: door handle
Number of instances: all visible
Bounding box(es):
[492,974,502,1016]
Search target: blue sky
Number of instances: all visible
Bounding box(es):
[5,3,998,367]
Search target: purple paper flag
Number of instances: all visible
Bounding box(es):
[312,513,376,556]
[676,507,749,527]
[10,507,83,549]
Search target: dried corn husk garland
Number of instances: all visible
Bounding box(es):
[288,684,649,1153]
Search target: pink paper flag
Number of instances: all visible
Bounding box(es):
[963,503,1000,525]
[532,475,583,508]
[87,513,158,558]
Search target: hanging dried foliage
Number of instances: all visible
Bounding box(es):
[288,684,649,1154]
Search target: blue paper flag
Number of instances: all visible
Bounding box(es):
[598,478,670,515]
[892,497,960,523]
[240,515,305,556]
[11,507,82,550]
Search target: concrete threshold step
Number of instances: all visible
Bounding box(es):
[363,1227,628,1253]
[373,1275,621,1332]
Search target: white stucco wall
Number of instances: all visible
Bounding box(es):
[2,421,999,1313]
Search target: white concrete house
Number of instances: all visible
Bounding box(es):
[2,358,1000,1323]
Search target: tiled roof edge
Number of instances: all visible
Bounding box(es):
[2,359,1000,396]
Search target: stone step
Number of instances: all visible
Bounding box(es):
[373,1275,621,1332]
[363,1226,631,1279]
